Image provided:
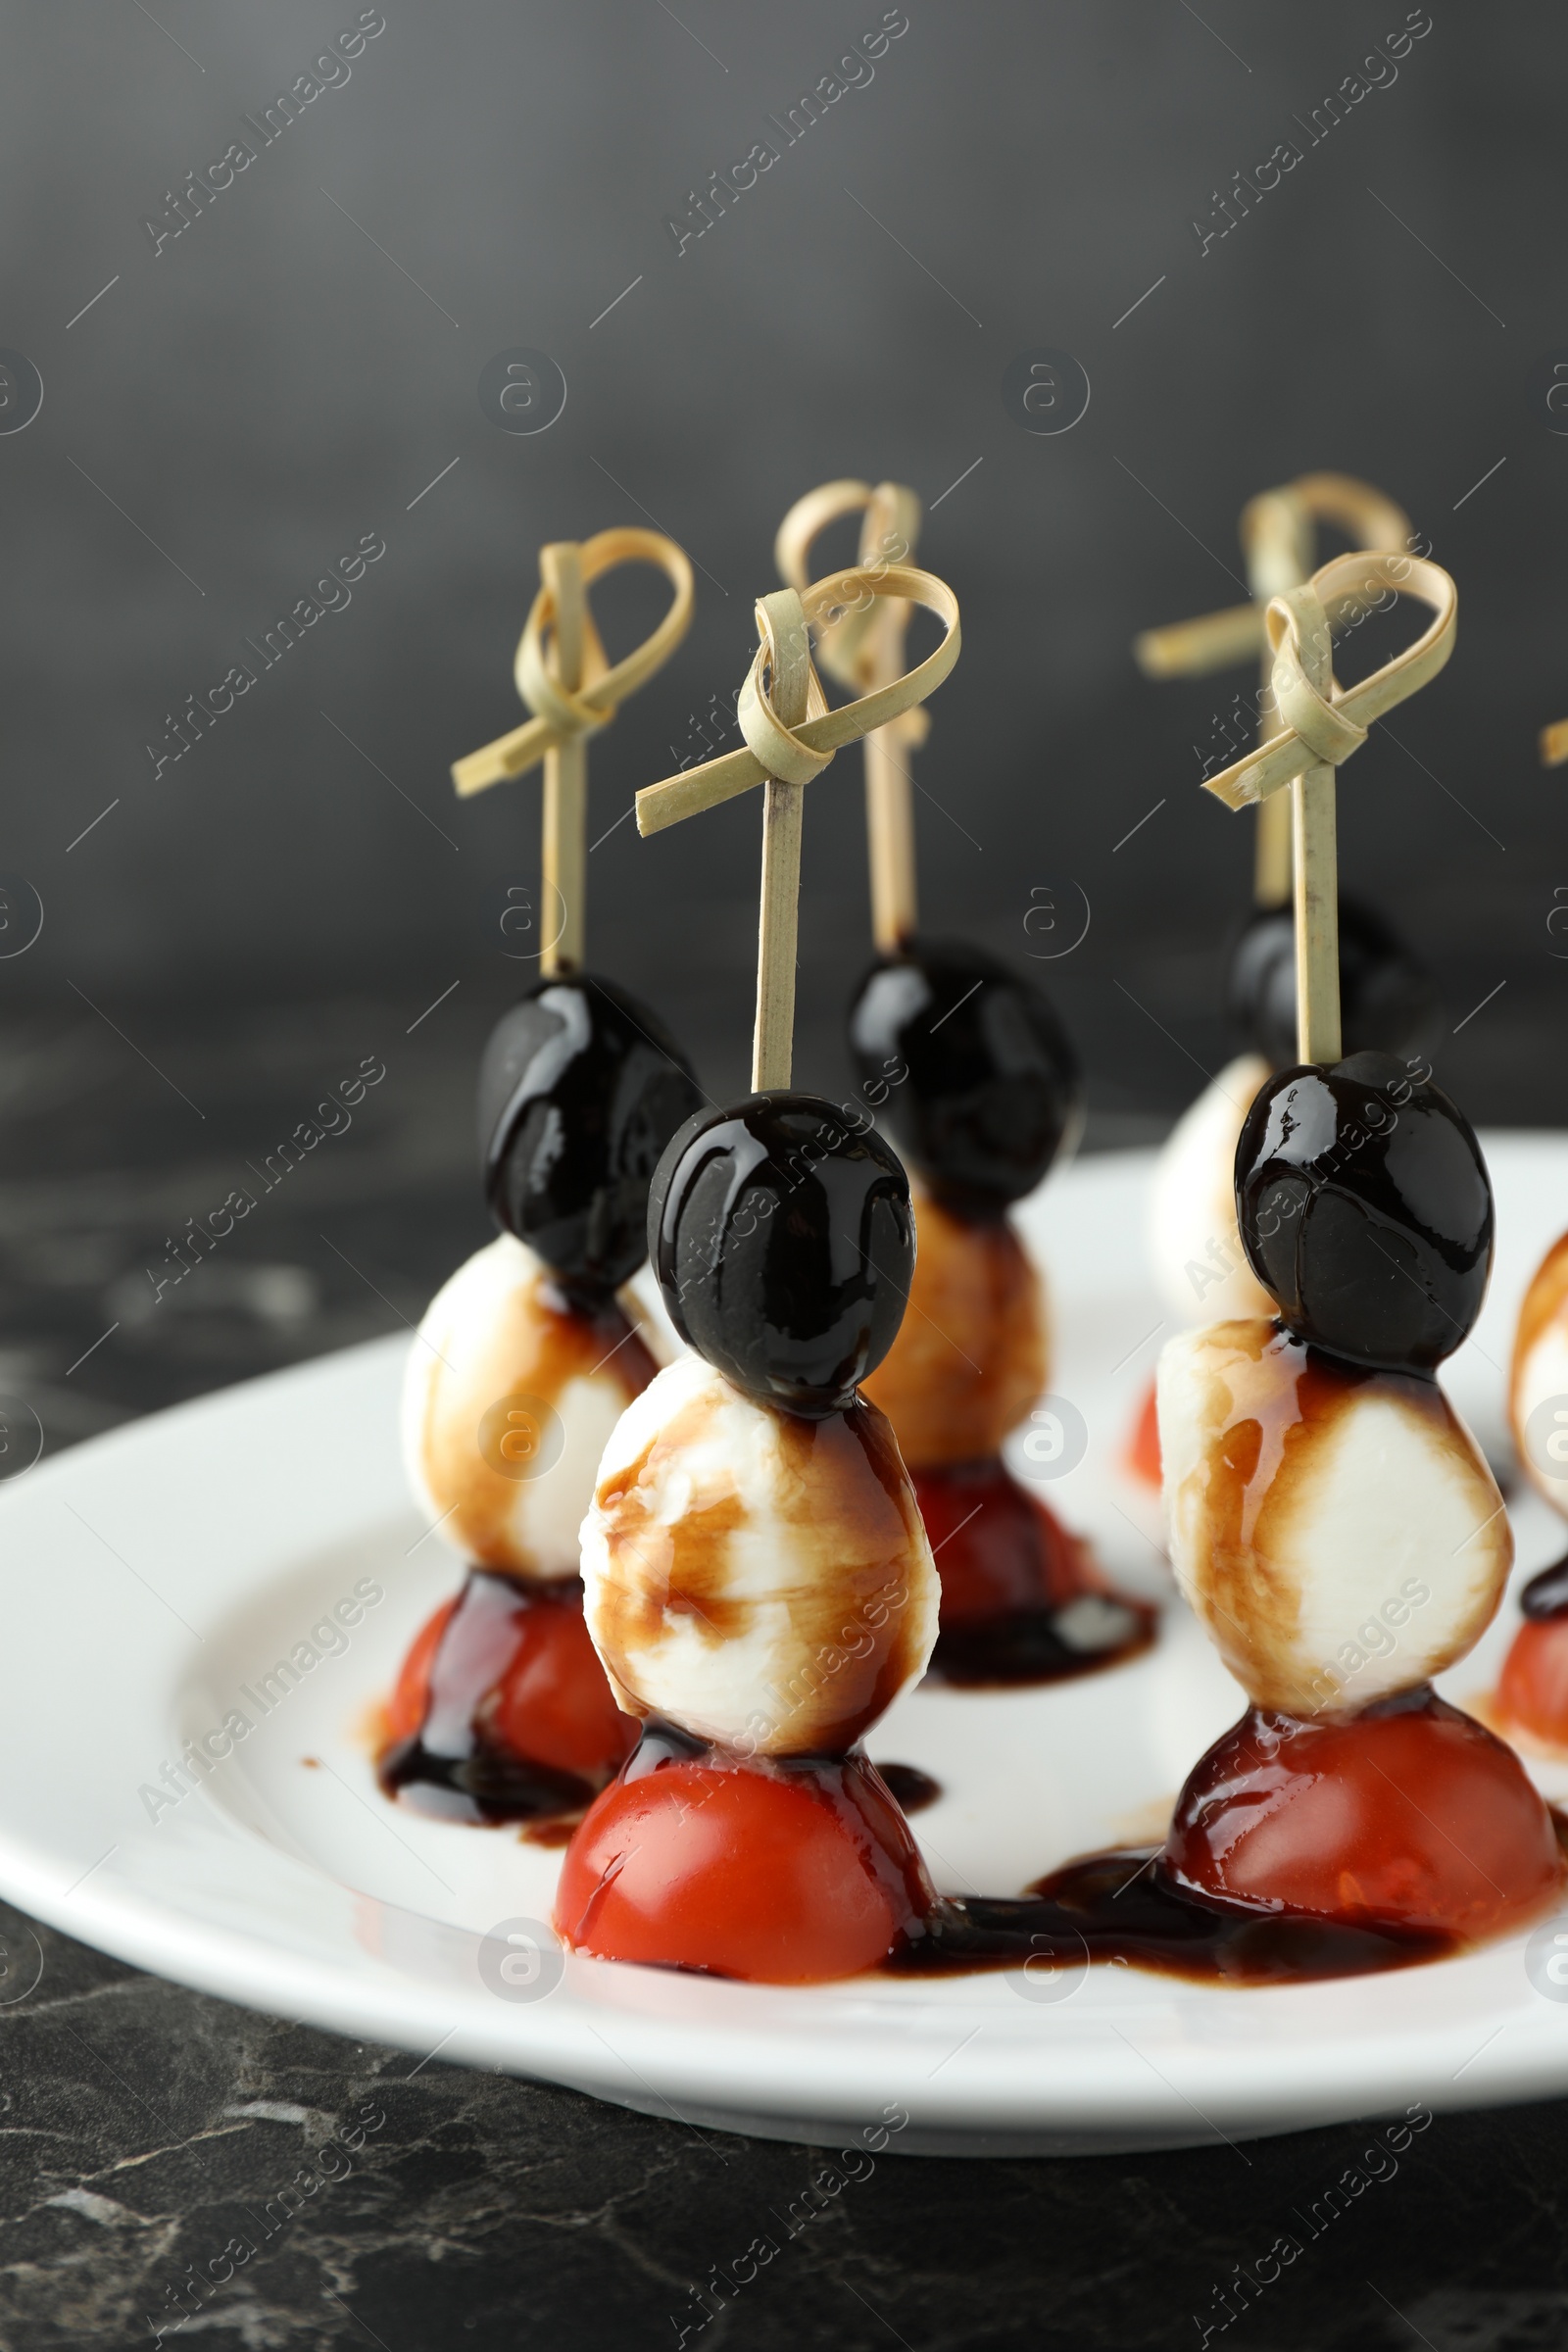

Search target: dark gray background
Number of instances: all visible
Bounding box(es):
[4,0,1564,1117]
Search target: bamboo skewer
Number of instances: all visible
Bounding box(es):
[776,480,928,953]
[752,592,815,1091]
[861,601,918,952]
[450,526,695,977]
[754,774,808,1089]
[1134,473,1413,910]
[1243,493,1310,910]
[539,543,588,974]
[636,564,960,1095]
[1290,592,1341,1065]
[1199,552,1457,1063]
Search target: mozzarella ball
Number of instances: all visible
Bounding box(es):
[1148,1055,1276,1326]
[1511,1232,1568,1515]
[1159,1318,1511,1715]
[582,1354,939,1754]
[859,1181,1046,1468]
[402,1234,655,1579]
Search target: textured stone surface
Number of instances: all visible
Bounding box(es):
[3,1888,1568,2352]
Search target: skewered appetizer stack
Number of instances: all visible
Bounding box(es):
[776,481,1152,1685]
[561,1093,943,1980]
[1504,1251,1568,1748]
[1485,712,1568,1748]
[1492,716,1568,1751]
[1131,475,1433,1488]
[556,565,963,1981]
[1152,550,1564,1950]
[381,531,703,1831]
[1505,1263,1568,1753]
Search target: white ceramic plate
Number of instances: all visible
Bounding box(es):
[4,1140,1568,2159]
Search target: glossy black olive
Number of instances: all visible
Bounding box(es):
[1226,895,1434,1069]
[1521,1554,1568,1621]
[845,938,1082,1217]
[478,973,703,1299]
[1235,1050,1492,1373]
[649,1092,915,1417]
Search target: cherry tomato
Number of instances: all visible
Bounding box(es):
[1497,1617,1568,1756]
[482,1588,636,1781]
[556,1749,933,1984]
[912,1459,1096,1622]
[384,1578,634,1787]
[1125,1375,1161,1491]
[384,1595,457,1747]
[1165,1692,1564,1940]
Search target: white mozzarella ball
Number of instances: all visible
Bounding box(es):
[581,1354,939,1755]
[401,1233,652,1579]
[1148,1055,1276,1326]
[1511,1234,1568,1515]
[1159,1318,1511,1715]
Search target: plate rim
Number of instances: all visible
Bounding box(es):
[3,1139,1567,2155]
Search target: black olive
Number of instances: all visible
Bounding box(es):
[1521,1555,1568,1621]
[1226,895,1434,1069]
[845,938,1083,1217]
[478,973,703,1300]
[1235,1050,1493,1373]
[649,1092,915,1417]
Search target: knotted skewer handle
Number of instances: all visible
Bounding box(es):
[452,526,694,974]
[1199,551,1457,1064]
[637,564,960,1092]
[1134,473,1413,908]
[775,480,927,951]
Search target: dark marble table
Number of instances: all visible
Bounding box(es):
[3,984,1566,2352]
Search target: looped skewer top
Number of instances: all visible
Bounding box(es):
[775,483,930,951]
[1134,472,1413,909]
[734,591,833,785]
[637,565,960,1091]
[1197,550,1457,1067]
[774,480,930,741]
[453,528,694,796]
[637,564,959,833]
[1134,474,1415,680]
[1199,552,1456,810]
[450,526,694,976]
[1240,473,1410,603]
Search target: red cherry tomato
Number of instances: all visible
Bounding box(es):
[1166,1693,1564,1940]
[556,1751,933,1984]
[482,1590,636,1782]
[1497,1617,1568,1754]
[1125,1375,1161,1491]
[911,1459,1099,1623]
[383,1580,634,1786]
[384,1595,457,1747]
